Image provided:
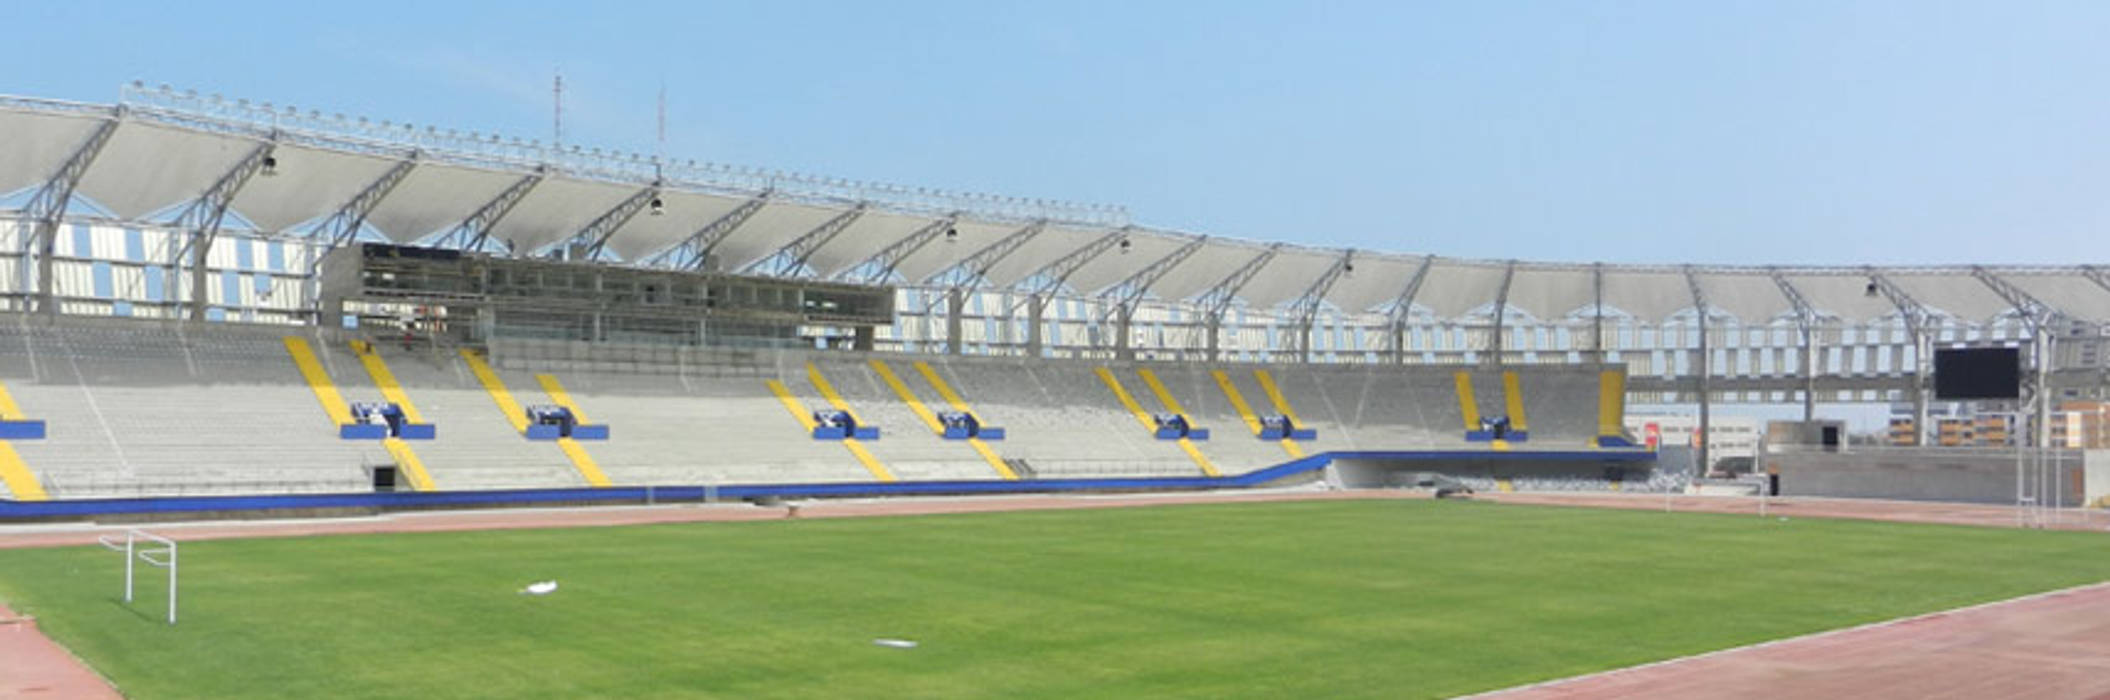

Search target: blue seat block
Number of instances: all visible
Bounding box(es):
[1596,434,1638,448]
[570,424,610,440]
[812,425,848,440]
[852,426,881,440]
[1154,427,1183,440]
[1290,428,1318,440]
[1259,426,1288,440]
[976,427,1005,441]
[1465,430,1497,442]
[526,424,564,440]
[398,424,437,440]
[942,425,972,440]
[1186,428,1210,441]
[0,420,46,440]
[339,424,389,440]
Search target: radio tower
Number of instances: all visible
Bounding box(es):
[552,71,565,148]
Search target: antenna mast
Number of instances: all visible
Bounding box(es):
[552,71,565,148]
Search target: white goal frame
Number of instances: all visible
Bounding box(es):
[97,529,178,625]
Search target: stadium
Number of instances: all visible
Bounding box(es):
[1,78,2108,698]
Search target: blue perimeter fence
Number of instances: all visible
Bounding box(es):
[0,449,1653,520]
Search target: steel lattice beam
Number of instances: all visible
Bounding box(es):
[835,213,958,285]
[532,184,662,261]
[1015,226,1132,301]
[310,156,418,252]
[434,171,544,254]
[1864,269,1933,339]
[923,220,1050,289]
[1097,234,1207,322]
[1194,244,1280,361]
[1286,249,1355,362]
[19,113,120,314]
[169,138,277,321]
[636,189,773,271]
[1487,260,1518,365]
[743,202,870,277]
[1770,269,1823,422]
[1972,266,2058,335]
[2082,265,2110,297]
[1384,254,1438,361]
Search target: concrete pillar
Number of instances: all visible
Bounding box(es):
[945,288,964,355]
[1026,296,1044,358]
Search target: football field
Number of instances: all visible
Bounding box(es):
[3,499,2107,699]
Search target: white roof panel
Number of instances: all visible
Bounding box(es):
[359,164,522,241]
[229,146,400,233]
[0,111,106,196]
[1505,265,1593,321]
[1150,242,1271,302]
[1598,269,1694,322]
[490,178,638,254]
[1239,250,1339,310]
[1780,273,1898,323]
[1326,255,1425,314]
[2004,272,2110,323]
[983,224,1104,289]
[1064,232,1188,296]
[601,190,747,262]
[897,220,1012,283]
[711,202,839,273]
[1696,271,1795,324]
[1889,272,2018,323]
[74,123,257,219]
[1417,261,1511,319]
[805,212,934,280]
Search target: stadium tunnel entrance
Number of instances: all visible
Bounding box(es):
[1327,450,1659,491]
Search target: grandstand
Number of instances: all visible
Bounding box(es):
[1,84,2107,513]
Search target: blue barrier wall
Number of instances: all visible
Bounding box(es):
[0,449,1653,520]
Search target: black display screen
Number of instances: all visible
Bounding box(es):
[1933,347,2020,400]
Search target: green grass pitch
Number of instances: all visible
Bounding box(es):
[3,499,2108,698]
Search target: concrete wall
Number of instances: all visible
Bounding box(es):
[1773,448,2087,506]
[1330,455,1653,489]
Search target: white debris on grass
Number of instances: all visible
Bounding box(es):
[520,580,559,595]
[873,639,918,649]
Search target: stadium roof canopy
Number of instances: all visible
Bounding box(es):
[5,87,2109,327]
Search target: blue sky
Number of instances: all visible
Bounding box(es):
[14,1,2110,266]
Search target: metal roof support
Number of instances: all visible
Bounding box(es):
[433,170,544,254]
[1684,265,1713,475]
[2082,265,2110,297]
[1973,266,2058,449]
[533,184,662,261]
[1096,235,1207,360]
[925,220,1049,355]
[833,213,956,285]
[1193,245,1280,362]
[636,189,772,272]
[300,155,419,312]
[1285,249,1355,363]
[1867,269,1936,446]
[1384,255,1437,365]
[1770,269,1821,423]
[1591,262,1606,365]
[742,202,869,277]
[1013,227,1131,357]
[168,138,276,321]
[1486,260,1517,367]
[18,113,120,315]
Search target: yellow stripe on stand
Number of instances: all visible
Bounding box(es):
[1496,478,1514,493]
[1453,371,1482,431]
[381,437,437,491]
[459,349,530,433]
[284,337,354,426]
[1501,371,1530,432]
[870,360,945,433]
[1215,370,1302,459]
[1136,368,1190,415]
[463,351,607,487]
[766,380,820,431]
[1106,368,1219,477]
[1598,369,1627,439]
[1211,370,1264,435]
[878,360,1015,479]
[555,438,613,487]
[0,381,27,420]
[1096,367,1159,431]
[535,374,593,425]
[805,363,864,423]
[1253,369,1304,426]
[785,369,897,482]
[0,442,45,501]
[911,361,976,413]
[349,341,427,425]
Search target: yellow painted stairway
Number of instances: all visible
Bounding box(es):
[460,349,611,487]
[328,340,437,491]
[0,381,46,501]
[1097,367,1220,477]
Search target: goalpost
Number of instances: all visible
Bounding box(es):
[97,529,178,625]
